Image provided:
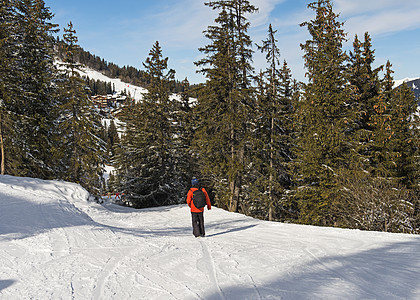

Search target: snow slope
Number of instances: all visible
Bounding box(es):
[1,175,419,299]
[393,77,419,89]
[77,65,191,104]
[75,66,148,102]
[56,61,189,104]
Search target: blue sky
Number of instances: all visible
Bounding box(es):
[45,0,420,84]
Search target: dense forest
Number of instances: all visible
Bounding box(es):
[1,0,419,233]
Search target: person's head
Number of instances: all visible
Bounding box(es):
[191,178,199,187]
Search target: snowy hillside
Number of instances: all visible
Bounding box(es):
[55,61,148,102]
[56,61,189,104]
[1,175,419,299]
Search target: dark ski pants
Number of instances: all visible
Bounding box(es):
[191,212,205,237]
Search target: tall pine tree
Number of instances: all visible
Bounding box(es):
[13,0,58,178]
[295,0,351,225]
[252,24,294,221]
[194,0,257,212]
[115,41,182,208]
[347,32,383,172]
[175,78,196,189]
[55,22,105,193]
[0,0,18,175]
[386,69,420,189]
[368,61,395,178]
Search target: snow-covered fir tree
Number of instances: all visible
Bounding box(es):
[54,22,106,194]
[0,0,18,175]
[12,0,58,178]
[115,41,183,208]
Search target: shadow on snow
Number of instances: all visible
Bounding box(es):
[202,240,420,300]
[0,280,16,292]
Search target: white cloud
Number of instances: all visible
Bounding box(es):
[147,0,214,47]
[344,8,420,38]
[249,0,287,28]
[335,0,420,37]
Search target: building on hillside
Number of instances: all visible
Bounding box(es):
[91,93,127,109]
[92,95,108,109]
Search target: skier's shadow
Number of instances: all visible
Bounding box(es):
[206,224,257,237]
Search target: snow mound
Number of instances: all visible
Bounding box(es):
[1,175,419,299]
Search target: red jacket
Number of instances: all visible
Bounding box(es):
[187,187,211,212]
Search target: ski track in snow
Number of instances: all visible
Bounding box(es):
[1,175,420,299]
[198,239,226,300]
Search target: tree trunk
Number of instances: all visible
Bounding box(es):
[229,143,244,213]
[0,113,5,175]
[268,65,276,222]
[229,126,238,212]
[229,174,241,213]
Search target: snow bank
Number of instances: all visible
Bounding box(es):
[1,175,419,299]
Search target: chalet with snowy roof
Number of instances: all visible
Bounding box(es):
[91,93,127,109]
[92,95,108,109]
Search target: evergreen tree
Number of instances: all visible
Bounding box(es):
[387,70,420,189]
[347,32,383,172]
[295,0,351,225]
[368,61,395,178]
[12,0,58,178]
[107,119,119,159]
[194,0,258,212]
[176,78,196,187]
[0,0,18,175]
[115,41,181,208]
[55,22,105,193]
[252,24,294,221]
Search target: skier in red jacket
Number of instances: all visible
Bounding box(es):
[186,178,211,237]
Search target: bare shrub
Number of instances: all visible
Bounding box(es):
[336,170,418,233]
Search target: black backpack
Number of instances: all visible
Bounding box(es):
[192,188,206,208]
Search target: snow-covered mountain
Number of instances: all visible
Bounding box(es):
[394,77,420,102]
[393,77,418,88]
[1,175,419,299]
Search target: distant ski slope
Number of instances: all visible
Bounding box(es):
[55,60,189,104]
[55,60,148,102]
[76,65,148,102]
[1,175,419,299]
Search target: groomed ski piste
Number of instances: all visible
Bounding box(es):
[1,175,419,299]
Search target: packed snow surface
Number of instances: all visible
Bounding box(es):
[1,175,419,299]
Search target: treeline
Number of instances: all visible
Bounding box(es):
[110,0,419,233]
